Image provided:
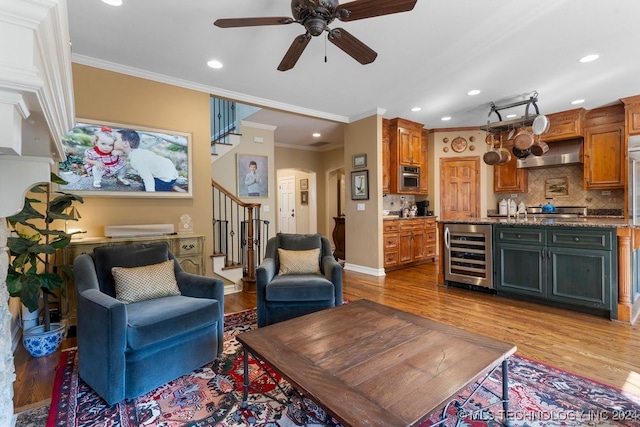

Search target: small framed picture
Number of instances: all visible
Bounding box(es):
[301,190,308,205]
[300,178,309,191]
[351,170,369,200]
[545,177,569,197]
[353,153,367,169]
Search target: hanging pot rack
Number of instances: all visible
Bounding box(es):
[479,91,540,133]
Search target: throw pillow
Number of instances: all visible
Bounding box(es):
[112,259,181,304]
[278,248,321,275]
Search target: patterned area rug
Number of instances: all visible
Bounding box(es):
[47,308,640,427]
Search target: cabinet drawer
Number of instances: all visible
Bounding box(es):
[548,229,614,251]
[173,237,203,256]
[384,251,399,267]
[384,235,399,250]
[495,226,545,245]
[425,231,436,243]
[383,222,399,233]
[425,245,436,258]
[399,220,424,232]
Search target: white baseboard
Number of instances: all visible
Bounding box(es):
[343,263,386,277]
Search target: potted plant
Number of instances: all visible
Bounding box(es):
[6,173,83,357]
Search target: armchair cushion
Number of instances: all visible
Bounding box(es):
[125,295,221,350]
[265,274,336,301]
[112,259,181,304]
[277,248,321,275]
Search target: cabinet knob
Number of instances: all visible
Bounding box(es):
[516,234,522,239]
[574,237,580,242]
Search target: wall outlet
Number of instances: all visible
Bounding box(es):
[263,205,269,212]
[601,190,611,196]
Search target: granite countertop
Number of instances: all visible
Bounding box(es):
[438,217,632,228]
[383,215,437,220]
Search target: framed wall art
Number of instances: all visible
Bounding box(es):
[57,119,192,197]
[353,153,367,169]
[351,170,369,200]
[300,178,309,191]
[237,154,269,197]
[545,177,569,197]
[301,190,308,205]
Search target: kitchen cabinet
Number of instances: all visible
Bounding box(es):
[493,140,528,193]
[419,129,429,194]
[621,95,640,136]
[583,104,625,189]
[388,117,425,194]
[494,225,616,317]
[542,108,585,142]
[60,234,206,328]
[384,217,436,271]
[382,118,391,194]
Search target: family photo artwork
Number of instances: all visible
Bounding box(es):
[57,120,192,197]
[237,154,269,197]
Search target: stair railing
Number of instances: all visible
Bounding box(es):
[211,178,270,292]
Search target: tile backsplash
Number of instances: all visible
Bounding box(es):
[504,164,623,213]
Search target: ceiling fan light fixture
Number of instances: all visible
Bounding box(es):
[304,17,327,36]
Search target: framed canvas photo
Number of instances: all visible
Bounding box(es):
[237,154,268,197]
[300,178,309,191]
[301,190,308,205]
[351,170,369,200]
[545,177,569,197]
[353,153,367,169]
[57,119,192,197]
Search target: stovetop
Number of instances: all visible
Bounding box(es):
[526,206,587,218]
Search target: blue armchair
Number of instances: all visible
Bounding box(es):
[73,242,224,404]
[256,233,343,327]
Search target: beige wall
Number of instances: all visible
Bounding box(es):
[344,114,383,271]
[71,64,216,274]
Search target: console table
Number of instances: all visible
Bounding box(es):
[60,234,205,329]
[332,216,345,260]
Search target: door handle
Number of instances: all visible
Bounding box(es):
[444,227,450,249]
[291,209,295,217]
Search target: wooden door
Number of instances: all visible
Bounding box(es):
[440,157,480,220]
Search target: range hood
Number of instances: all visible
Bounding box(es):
[517,138,584,169]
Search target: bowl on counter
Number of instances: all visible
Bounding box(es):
[383,210,390,215]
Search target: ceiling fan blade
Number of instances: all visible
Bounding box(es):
[214,17,294,28]
[328,28,377,65]
[336,0,417,22]
[277,34,312,71]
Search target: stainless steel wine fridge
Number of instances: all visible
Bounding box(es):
[443,223,493,289]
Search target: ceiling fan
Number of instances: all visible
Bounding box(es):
[214,0,418,71]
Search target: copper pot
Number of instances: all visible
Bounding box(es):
[514,127,534,150]
[483,149,501,165]
[497,147,512,164]
[531,140,549,156]
[512,146,531,159]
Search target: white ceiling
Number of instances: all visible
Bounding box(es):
[67,0,640,149]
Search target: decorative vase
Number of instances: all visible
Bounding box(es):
[22,322,65,357]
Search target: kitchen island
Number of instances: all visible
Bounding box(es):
[437,217,639,324]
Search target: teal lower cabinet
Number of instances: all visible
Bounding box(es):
[494,225,617,318]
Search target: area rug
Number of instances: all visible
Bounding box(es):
[47,308,640,427]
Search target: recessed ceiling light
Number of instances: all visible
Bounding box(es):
[207,60,223,69]
[441,116,451,121]
[312,133,321,137]
[506,114,517,118]
[101,0,123,6]
[571,99,585,105]
[579,54,599,63]
[411,107,422,112]
[467,89,481,96]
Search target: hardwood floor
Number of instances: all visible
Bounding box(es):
[13,262,640,412]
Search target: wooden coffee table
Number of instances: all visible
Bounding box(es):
[237,299,517,426]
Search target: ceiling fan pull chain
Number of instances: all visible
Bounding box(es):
[324,35,327,63]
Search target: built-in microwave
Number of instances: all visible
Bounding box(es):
[399,166,420,191]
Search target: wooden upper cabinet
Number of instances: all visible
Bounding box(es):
[494,140,527,193]
[621,95,640,136]
[543,108,586,142]
[388,117,426,194]
[583,104,625,189]
[419,129,429,194]
[382,119,390,194]
[391,118,422,166]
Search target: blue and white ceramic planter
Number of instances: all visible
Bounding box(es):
[22,323,65,357]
